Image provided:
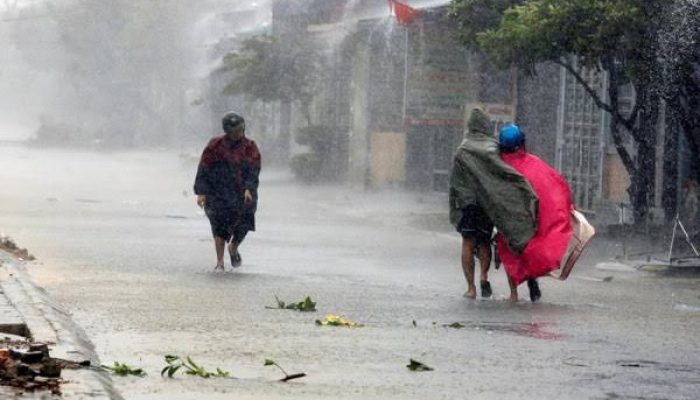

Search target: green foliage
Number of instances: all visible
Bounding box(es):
[290,153,322,184]
[449,0,673,222]
[290,125,340,183]
[295,125,332,149]
[161,354,230,379]
[448,0,525,50]
[219,34,319,109]
[101,361,146,377]
[266,295,317,312]
[220,35,280,102]
[451,0,646,73]
[407,359,434,371]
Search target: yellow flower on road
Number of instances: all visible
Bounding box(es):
[315,314,363,327]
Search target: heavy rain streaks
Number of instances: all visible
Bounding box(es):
[0,1,699,399]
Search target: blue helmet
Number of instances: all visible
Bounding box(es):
[499,123,525,152]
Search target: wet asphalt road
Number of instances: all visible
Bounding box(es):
[1,145,699,400]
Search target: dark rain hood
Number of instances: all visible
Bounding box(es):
[448,109,538,253]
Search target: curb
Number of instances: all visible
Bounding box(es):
[0,251,124,399]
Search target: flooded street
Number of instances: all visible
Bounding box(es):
[0,144,698,399]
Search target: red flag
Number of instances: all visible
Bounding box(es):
[387,0,420,25]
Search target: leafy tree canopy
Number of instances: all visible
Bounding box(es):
[219,34,318,109]
[451,0,654,77]
[449,0,676,222]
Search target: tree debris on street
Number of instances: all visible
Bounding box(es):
[264,359,306,382]
[265,295,316,312]
[102,361,146,377]
[315,314,363,327]
[406,359,433,372]
[0,236,35,261]
[161,354,230,379]
[0,338,64,394]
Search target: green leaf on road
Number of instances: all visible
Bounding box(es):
[407,359,433,372]
[266,295,317,312]
[161,354,230,379]
[167,365,181,378]
[102,361,145,377]
[164,354,180,364]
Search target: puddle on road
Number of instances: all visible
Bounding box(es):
[615,359,700,373]
[447,321,564,340]
[673,302,700,312]
[74,198,102,204]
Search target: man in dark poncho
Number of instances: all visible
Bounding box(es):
[194,112,261,271]
[449,108,538,299]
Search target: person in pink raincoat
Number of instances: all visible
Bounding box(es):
[496,124,574,302]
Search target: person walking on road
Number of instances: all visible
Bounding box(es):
[449,108,539,299]
[496,123,578,302]
[194,112,261,271]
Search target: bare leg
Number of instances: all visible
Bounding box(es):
[507,275,518,303]
[214,237,226,269]
[461,238,476,298]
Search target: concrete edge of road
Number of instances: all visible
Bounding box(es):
[0,251,124,400]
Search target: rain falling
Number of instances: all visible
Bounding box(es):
[0,1,699,399]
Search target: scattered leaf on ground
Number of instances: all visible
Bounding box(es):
[315,314,363,327]
[407,359,433,371]
[264,358,306,382]
[266,295,317,312]
[160,354,230,379]
[102,361,146,377]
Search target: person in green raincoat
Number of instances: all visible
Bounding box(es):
[449,108,538,299]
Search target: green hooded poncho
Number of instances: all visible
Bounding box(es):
[448,108,538,253]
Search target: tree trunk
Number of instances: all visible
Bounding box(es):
[663,101,680,221]
[278,101,292,164]
[629,91,660,225]
[677,63,700,183]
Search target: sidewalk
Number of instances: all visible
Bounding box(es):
[0,251,123,399]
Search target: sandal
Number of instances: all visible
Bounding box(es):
[480,281,492,298]
[230,250,242,268]
[527,279,541,302]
